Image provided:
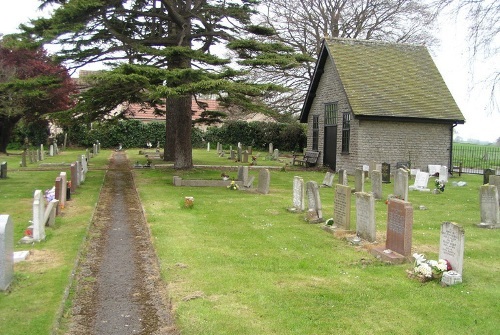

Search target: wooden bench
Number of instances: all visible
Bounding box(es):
[292,151,320,167]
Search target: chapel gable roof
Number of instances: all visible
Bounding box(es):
[300,38,465,124]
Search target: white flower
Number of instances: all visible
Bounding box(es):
[428,260,438,268]
[437,259,448,272]
[413,253,426,265]
[415,263,433,278]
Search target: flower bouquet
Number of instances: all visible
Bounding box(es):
[227,181,239,190]
[434,179,445,193]
[407,253,452,282]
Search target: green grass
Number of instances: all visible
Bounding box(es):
[0,149,108,335]
[1,148,499,334]
[133,151,499,335]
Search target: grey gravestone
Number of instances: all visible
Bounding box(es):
[409,171,430,192]
[75,160,82,187]
[439,222,465,275]
[269,143,273,155]
[230,149,235,160]
[0,162,6,179]
[21,151,27,167]
[93,143,97,156]
[289,176,305,212]
[237,166,248,184]
[36,149,40,162]
[338,169,348,186]
[478,185,500,228]
[40,144,44,161]
[257,169,270,194]
[305,181,323,223]
[371,170,383,200]
[334,184,351,230]
[382,163,391,183]
[28,149,33,164]
[355,168,364,192]
[32,190,46,241]
[244,176,255,188]
[247,146,252,155]
[49,145,54,156]
[489,175,500,191]
[273,149,279,160]
[394,168,409,201]
[355,192,376,242]
[484,168,495,185]
[237,147,242,162]
[0,215,14,291]
[242,150,249,163]
[322,172,334,187]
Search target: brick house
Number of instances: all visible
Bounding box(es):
[299,38,465,173]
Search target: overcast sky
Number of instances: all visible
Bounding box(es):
[1,1,498,143]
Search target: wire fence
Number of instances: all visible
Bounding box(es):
[452,144,500,175]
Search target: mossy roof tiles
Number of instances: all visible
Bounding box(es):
[301,38,465,123]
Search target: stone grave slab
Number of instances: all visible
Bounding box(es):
[409,171,430,192]
[257,169,270,194]
[355,192,376,242]
[334,184,351,230]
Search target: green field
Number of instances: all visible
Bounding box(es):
[0,148,499,334]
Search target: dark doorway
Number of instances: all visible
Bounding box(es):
[323,126,337,169]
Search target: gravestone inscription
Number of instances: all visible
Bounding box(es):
[439,222,465,275]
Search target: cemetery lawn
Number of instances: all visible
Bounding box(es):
[0,149,108,335]
[1,148,499,334]
[132,150,499,335]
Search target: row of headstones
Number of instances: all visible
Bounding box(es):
[19,144,52,167]
[215,142,280,162]
[289,176,465,281]
[480,174,500,229]
[0,154,91,290]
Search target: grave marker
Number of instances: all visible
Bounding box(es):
[49,144,54,156]
[478,185,500,228]
[371,170,383,199]
[59,172,67,209]
[483,168,495,185]
[237,166,248,184]
[409,171,430,192]
[355,168,364,192]
[32,190,46,241]
[338,169,348,186]
[257,169,270,194]
[355,192,376,242]
[40,144,44,161]
[21,151,27,167]
[0,215,14,291]
[305,181,323,223]
[289,176,305,212]
[70,163,78,193]
[273,149,279,160]
[439,166,448,183]
[394,168,409,201]
[439,222,465,275]
[334,184,351,230]
[428,165,441,176]
[269,143,273,155]
[322,172,334,187]
[0,162,7,179]
[382,163,391,183]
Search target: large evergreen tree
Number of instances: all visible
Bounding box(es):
[20,0,303,168]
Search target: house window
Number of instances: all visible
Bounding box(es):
[324,102,338,126]
[312,115,319,151]
[341,112,350,153]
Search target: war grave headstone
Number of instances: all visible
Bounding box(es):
[394,168,409,201]
[355,192,376,242]
[322,172,334,187]
[478,185,500,228]
[288,176,305,212]
[438,166,448,183]
[257,169,271,194]
[483,168,495,185]
[333,184,351,230]
[338,169,348,186]
[0,214,14,291]
[0,162,7,179]
[355,168,364,192]
[305,181,323,223]
[371,170,383,200]
[409,171,430,192]
[370,198,413,263]
[439,222,465,278]
[382,163,391,183]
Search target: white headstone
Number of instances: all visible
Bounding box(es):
[409,171,430,192]
[291,176,305,212]
[439,166,448,183]
[439,222,465,276]
[32,190,46,241]
[428,165,441,176]
[49,145,54,156]
[0,215,14,291]
[59,172,67,209]
[478,185,500,228]
[207,142,210,151]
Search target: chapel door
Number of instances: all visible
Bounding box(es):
[323,102,338,170]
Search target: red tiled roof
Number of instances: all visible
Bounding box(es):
[123,99,222,121]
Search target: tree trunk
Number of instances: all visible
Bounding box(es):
[0,118,16,154]
[165,96,192,169]
[164,106,175,161]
